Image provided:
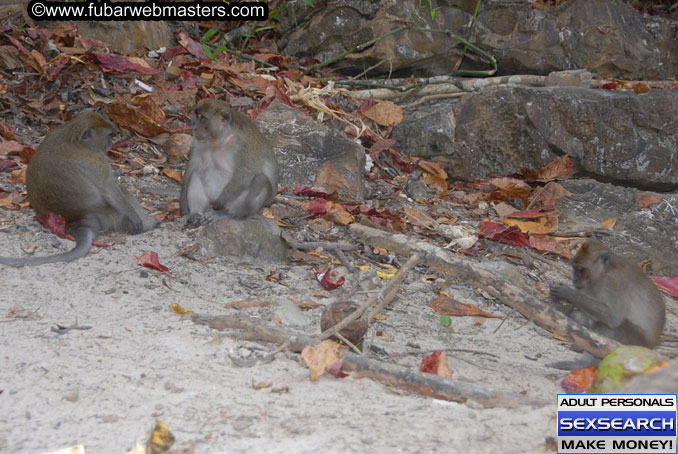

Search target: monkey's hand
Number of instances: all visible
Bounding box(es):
[123,214,144,234]
[180,213,203,229]
[199,209,225,225]
[550,284,575,302]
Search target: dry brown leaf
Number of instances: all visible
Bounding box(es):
[8,167,26,184]
[600,218,616,228]
[405,207,437,229]
[301,339,342,381]
[429,295,502,318]
[632,83,651,94]
[362,100,403,127]
[637,193,661,209]
[161,168,182,184]
[326,202,354,226]
[488,177,531,205]
[529,181,572,207]
[288,297,320,310]
[493,202,517,218]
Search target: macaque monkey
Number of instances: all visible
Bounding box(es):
[180,99,279,226]
[550,239,666,369]
[0,112,159,267]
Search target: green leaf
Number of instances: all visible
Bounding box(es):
[301,0,314,7]
[201,28,219,42]
[439,315,452,328]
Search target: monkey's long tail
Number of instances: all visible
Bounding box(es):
[0,228,95,267]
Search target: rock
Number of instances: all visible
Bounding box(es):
[320,300,369,345]
[198,216,288,263]
[557,179,678,275]
[278,0,678,79]
[278,0,472,77]
[273,298,309,327]
[0,45,21,70]
[544,70,592,88]
[256,101,366,200]
[393,86,678,190]
[475,0,678,80]
[74,21,175,54]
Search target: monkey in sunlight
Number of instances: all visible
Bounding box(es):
[550,239,665,369]
[0,112,159,267]
[180,98,279,227]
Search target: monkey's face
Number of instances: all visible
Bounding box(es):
[81,125,114,151]
[192,100,235,142]
[572,251,610,290]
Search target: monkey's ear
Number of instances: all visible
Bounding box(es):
[220,109,231,122]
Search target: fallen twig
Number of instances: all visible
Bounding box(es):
[349,224,620,358]
[316,252,423,342]
[191,312,544,408]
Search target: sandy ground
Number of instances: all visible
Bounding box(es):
[0,191,674,454]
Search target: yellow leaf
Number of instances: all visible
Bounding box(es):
[148,421,175,454]
[170,303,194,314]
[359,265,372,271]
[377,268,397,280]
[500,218,553,234]
[301,339,342,381]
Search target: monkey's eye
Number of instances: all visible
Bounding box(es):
[220,109,231,122]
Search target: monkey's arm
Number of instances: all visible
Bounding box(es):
[551,284,625,328]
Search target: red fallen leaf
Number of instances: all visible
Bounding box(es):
[91,239,111,247]
[306,198,329,216]
[378,188,401,200]
[35,212,68,237]
[419,351,452,378]
[4,34,31,56]
[560,366,597,394]
[177,31,207,59]
[0,139,23,157]
[0,160,18,171]
[650,276,678,298]
[163,45,189,59]
[19,146,36,164]
[528,234,570,259]
[293,183,329,199]
[316,268,345,290]
[87,53,162,74]
[46,55,69,81]
[477,220,530,248]
[112,138,135,150]
[601,82,618,90]
[136,251,174,276]
[326,359,348,378]
[34,212,110,247]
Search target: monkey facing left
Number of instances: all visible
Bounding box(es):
[0,111,160,267]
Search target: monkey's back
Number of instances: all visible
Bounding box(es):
[26,143,116,222]
[600,258,666,348]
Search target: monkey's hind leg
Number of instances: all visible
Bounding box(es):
[214,173,275,221]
